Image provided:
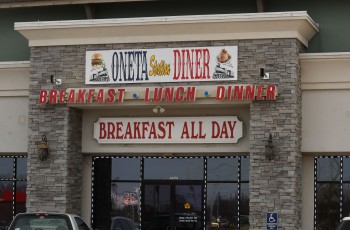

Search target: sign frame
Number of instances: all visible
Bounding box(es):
[93,116,243,144]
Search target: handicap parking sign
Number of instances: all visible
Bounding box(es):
[266,212,278,230]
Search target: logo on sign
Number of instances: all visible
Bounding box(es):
[266,212,278,230]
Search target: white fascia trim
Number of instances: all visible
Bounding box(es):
[0,61,30,69]
[0,0,151,8]
[15,11,319,47]
[300,52,350,60]
[15,11,318,28]
[301,82,350,90]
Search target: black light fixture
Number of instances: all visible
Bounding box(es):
[50,75,62,85]
[265,133,275,161]
[38,134,49,161]
[260,68,270,80]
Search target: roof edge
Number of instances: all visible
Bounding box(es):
[15,11,319,47]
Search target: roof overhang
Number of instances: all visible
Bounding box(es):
[0,0,152,8]
[15,11,319,47]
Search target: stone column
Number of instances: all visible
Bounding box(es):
[26,46,83,214]
[248,39,304,230]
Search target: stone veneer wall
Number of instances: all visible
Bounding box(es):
[27,39,304,228]
[27,46,83,214]
[248,40,305,230]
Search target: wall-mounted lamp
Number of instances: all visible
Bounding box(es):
[203,91,210,97]
[132,93,139,99]
[260,68,270,80]
[265,133,275,161]
[153,106,165,114]
[37,134,49,161]
[50,75,62,85]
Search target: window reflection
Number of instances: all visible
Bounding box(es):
[0,156,26,226]
[206,183,238,229]
[111,158,140,181]
[0,158,13,179]
[144,158,203,180]
[317,158,340,181]
[175,185,202,214]
[241,157,249,182]
[343,184,350,218]
[0,181,13,225]
[94,157,249,230]
[343,158,350,181]
[316,183,340,230]
[16,181,26,214]
[111,182,140,224]
[207,158,237,181]
[16,158,27,180]
[240,183,250,230]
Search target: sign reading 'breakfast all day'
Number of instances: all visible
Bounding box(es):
[85,46,238,84]
[94,116,243,144]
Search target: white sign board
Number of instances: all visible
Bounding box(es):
[93,116,243,144]
[85,46,238,84]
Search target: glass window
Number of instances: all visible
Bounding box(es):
[207,158,238,181]
[343,158,350,181]
[317,158,340,182]
[240,183,250,230]
[207,183,238,229]
[93,156,249,230]
[16,158,27,180]
[0,181,13,227]
[16,181,27,214]
[343,184,350,218]
[112,158,140,181]
[0,156,27,226]
[144,158,203,180]
[111,182,140,222]
[143,184,171,215]
[316,183,340,230]
[175,185,202,214]
[315,156,349,230]
[241,157,249,182]
[0,158,13,179]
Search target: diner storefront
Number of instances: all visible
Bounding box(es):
[0,8,349,230]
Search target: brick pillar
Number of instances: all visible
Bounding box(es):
[27,46,83,214]
[248,40,304,230]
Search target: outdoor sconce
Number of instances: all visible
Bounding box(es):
[260,68,270,80]
[38,134,49,161]
[265,133,275,161]
[50,75,62,85]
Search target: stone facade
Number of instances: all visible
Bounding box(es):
[27,38,304,228]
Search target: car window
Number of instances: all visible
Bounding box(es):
[111,219,134,230]
[111,219,122,230]
[125,220,136,230]
[337,220,350,230]
[9,214,72,230]
[74,217,90,230]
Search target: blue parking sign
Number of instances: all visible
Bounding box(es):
[266,212,278,230]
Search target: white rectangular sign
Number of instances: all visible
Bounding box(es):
[85,46,238,84]
[93,116,243,144]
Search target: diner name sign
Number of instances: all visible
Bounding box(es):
[85,46,238,84]
[93,116,243,144]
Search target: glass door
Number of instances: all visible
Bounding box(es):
[142,182,203,230]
